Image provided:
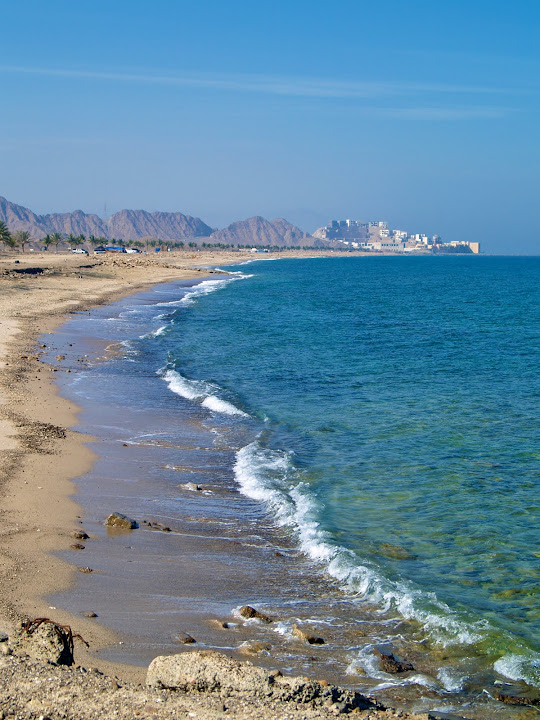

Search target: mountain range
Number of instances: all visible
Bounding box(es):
[0,196,319,248]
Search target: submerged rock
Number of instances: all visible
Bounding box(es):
[104,512,138,529]
[239,605,273,623]
[373,648,414,673]
[238,641,271,656]
[177,633,197,644]
[292,624,325,645]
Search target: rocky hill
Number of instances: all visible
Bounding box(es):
[0,197,212,241]
[209,216,319,247]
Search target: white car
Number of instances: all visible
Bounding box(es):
[72,248,89,255]
[125,247,141,253]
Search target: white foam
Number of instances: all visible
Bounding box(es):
[437,667,467,692]
[162,369,248,418]
[233,438,488,652]
[201,395,248,416]
[494,652,540,685]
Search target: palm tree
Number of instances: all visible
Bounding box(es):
[0,221,12,249]
[50,232,63,253]
[13,230,31,252]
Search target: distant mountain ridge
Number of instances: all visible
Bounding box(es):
[0,196,212,241]
[0,197,318,247]
[209,215,317,247]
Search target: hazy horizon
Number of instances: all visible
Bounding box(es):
[2,1,540,254]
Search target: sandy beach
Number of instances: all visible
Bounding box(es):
[0,249,435,719]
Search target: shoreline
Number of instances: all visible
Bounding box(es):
[0,250,265,681]
[1,251,524,720]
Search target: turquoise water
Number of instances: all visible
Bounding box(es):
[157,256,540,688]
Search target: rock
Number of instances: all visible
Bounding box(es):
[84,612,98,618]
[0,633,8,643]
[494,690,540,706]
[373,648,414,673]
[104,512,138,529]
[178,633,197,644]
[77,566,93,573]
[71,530,89,540]
[70,543,85,550]
[9,621,75,665]
[56,355,65,361]
[183,482,202,492]
[147,650,270,693]
[238,642,271,656]
[238,605,273,623]
[292,624,325,645]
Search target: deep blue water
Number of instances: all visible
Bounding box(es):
[154,256,540,687]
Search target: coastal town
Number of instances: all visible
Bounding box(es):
[313,219,480,254]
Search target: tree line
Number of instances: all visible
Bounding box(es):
[0,222,329,253]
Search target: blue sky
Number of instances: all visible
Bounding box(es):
[1,0,539,253]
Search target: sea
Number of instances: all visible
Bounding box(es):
[49,255,540,719]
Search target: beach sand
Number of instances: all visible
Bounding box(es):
[0,250,436,719]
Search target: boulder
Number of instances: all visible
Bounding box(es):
[147,650,270,693]
[146,650,379,712]
[105,512,138,529]
[9,621,74,665]
[292,624,325,645]
[238,605,272,623]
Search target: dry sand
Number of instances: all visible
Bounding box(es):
[0,250,435,720]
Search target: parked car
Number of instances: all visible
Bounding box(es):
[125,247,141,253]
[72,248,89,255]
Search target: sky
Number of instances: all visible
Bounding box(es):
[1,0,539,253]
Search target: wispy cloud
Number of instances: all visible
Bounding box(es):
[0,64,518,100]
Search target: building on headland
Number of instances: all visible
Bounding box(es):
[313,219,480,254]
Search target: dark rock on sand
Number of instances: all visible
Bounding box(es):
[292,624,325,645]
[177,633,197,644]
[374,648,414,673]
[70,543,85,550]
[105,512,138,529]
[72,530,89,540]
[239,605,273,623]
[84,612,98,618]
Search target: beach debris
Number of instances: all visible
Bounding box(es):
[70,543,85,550]
[105,512,138,529]
[146,650,380,712]
[141,519,171,532]
[84,612,98,618]
[292,624,325,645]
[71,530,89,540]
[373,648,414,673]
[77,566,93,573]
[238,605,273,623]
[177,633,197,644]
[9,618,88,666]
[238,641,271,656]
[56,355,65,361]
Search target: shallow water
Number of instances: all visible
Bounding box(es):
[50,257,540,718]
